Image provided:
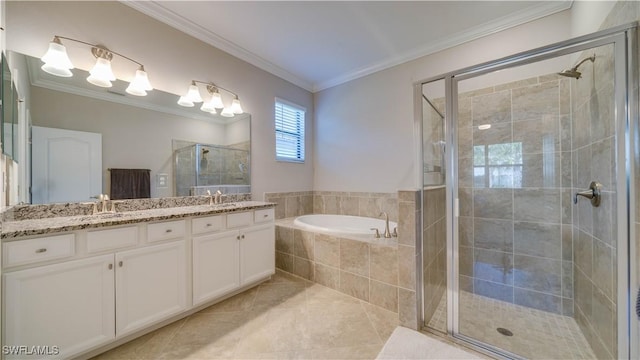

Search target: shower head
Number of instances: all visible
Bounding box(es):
[558,54,595,79]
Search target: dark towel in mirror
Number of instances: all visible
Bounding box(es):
[110,169,151,199]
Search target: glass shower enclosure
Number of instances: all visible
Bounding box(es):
[173,143,250,196]
[417,23,637,359]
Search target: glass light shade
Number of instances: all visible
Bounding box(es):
[177,96,194,107]
[126,69,153,96]
[231,98,243,114]
[220,107,234,117]
[87,58,116,88]
[210,92,224,109]
[185,84,203,103]
[41,41,74,77]
[200,99,218,113]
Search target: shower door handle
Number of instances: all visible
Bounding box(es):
[574,181,602,207]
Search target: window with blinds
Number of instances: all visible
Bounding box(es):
[275,99,305,162]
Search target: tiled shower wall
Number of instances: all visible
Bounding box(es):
[457,74,574,316]
[572,2,640,358]
[422,186,447,329]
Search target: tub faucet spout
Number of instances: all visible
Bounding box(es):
[379,212,392,238]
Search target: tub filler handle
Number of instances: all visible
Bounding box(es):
[370,228,381,238]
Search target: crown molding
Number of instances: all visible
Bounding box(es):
[122,0,570,93]
[314,1,572,91]
[121,0,314,92]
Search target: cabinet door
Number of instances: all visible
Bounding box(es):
[4,255,115,359]
[240,224,275,285]
[193,230,240,306]
[115,241,187,337]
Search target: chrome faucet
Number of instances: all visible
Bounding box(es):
[214,190,222,204]
[206,190,214,205]
[379,212,392,238]
[92,194,115,214]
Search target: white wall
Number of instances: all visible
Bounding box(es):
[314,10,572,192]
[6,1,314,199]
[30,86,232,198]
[571,1,617,38]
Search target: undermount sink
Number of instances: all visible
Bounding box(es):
[214,203,237,208]
[94,212,125,219]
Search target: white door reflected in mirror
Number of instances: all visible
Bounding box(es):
[32,126,102,204]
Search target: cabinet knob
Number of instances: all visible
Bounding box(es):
[108,264,113,270]
[119,261,123,267]
[165,229,173,233]
[241,234,245,239]
[263,214,268,218]
[206,223,212,227]
[35,248,47,254]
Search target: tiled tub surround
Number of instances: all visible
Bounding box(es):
[275,218,400,313]
[265,191,398,223]
[272,190,421,329]
[456,73,575,316]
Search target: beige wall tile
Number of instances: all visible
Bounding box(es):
[370,244,398,285]
[398,288,418,330]
[275,226,294,254]
[398,201,417,246]
[369,280,398,313]
[339,271,369,301]
[276,252,294,273]
[315,233,340,267]
[285,196,300,218]
[340,238,370,276]
[398,245,416,290]
[293,229,315,260]
[315,263,339,290]
[293,257,314,281]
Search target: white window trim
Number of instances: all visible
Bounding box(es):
[275,97,306,163]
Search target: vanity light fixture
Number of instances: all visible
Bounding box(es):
[40,35,153,96]
[178,80,243,116]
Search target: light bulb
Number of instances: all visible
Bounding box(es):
[87,57,116,87]
[126,68,153,96]
[210,91,224,109]
[40,39,74,77]
[185,84,203,103]
[178,96,194,107]
[200,99,218,113]
[220,107,234,117]
[231,98,243,114]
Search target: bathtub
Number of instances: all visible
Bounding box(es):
[293,214,398,236]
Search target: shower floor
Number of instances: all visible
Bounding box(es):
[427,291,596,360]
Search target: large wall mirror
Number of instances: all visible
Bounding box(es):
[8,51,251,204]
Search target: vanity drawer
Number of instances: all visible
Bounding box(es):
[192,215,225,235]
[254,209,274,224]
[227,212,252,228]
[3,234,75,267]
[87,226,138,253]
[148,220,186,243]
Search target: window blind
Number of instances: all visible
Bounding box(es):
[275,100,305,162]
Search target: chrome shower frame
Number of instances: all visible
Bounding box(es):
[414,22,638,359]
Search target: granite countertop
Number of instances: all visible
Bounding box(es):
[2,201,275,240]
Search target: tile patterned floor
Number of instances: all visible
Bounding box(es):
[93,271,399,359]
[427,291,597,360]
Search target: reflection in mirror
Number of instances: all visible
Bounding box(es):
[12,51,251,204]
[173,140,250,197]
[2,54,15,160]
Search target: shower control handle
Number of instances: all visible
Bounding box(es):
[574,181,602,207]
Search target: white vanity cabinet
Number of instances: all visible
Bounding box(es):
[115,241,188,336]
[4,255,115,359]
[192,210,275,306]
[2,205,275,359]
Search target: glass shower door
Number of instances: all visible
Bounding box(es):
[453,38,627,360]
